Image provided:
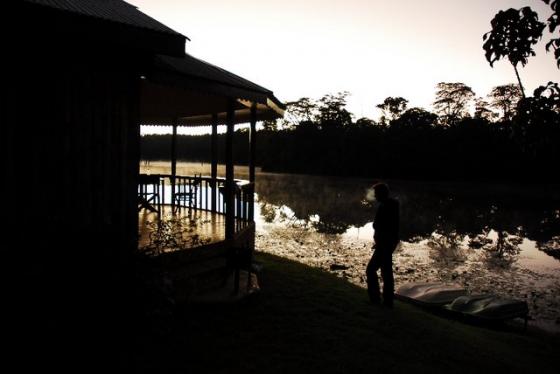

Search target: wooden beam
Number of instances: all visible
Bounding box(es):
[171,118,178,211]
[249,104,257,184]
[249,104,257,221]
[211,113,218,212]
[225,100,235,240]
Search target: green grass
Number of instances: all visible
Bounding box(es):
[131,252,560,373]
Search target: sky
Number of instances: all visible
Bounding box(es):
[129,0,559,133]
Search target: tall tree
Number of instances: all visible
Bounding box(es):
[376,97,409,125]
[483,7,546,97]
[542,0,560,68]
[514,82,560,156]
[316,92,353,129]
[521,81,560,118]
[433,82,475,125]
[282,97,318,130]
[488,84,523,121]
[474,97,497,122]
[391,107,438,130]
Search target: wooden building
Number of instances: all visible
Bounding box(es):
[7,0,283,363]
[139,52,285,299]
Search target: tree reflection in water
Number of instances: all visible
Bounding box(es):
[539,236,560,260]
[255,173,560,262]
[254,173,560,331]
[427,231,467,272]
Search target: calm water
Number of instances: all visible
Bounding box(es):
[142,161,560,332]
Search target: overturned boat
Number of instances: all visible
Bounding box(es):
[443,294,529,327]
[395,282,468,306]
[395,282,529,328]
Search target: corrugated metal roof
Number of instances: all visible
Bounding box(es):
[142,54,285,126]
[23,0,187,38]
[155,54,272,95]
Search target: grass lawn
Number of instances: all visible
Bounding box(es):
[130,252,560,373]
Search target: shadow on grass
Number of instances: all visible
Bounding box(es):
[128,252,560,373]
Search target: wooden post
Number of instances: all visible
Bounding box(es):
[211,113,218,213]
[225,100,235,241]
[171,118,178,212]
[249,104,257,221]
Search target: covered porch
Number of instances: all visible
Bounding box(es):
[138,174,255,253]
[137,53,284,299]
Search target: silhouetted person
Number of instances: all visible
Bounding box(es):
[367,182,399,307]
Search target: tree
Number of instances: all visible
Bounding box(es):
[282,97,318,130]
[316,92,353,129]
[261,119,278,131]
[517,81,560,122]
[376,97,408,125]
[391,107,438,130]
[483,7,546,97]
[534,81,560,111]
[474,97,497,122]
[433,82,476,125]
[355,117,377,128]
[542,0,560,68]
[488,84,523,121]
[514,81,560,157]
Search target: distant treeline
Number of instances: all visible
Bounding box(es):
[141,131,252,166]
[141,84,560,182]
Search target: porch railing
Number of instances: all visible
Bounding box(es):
[138,174,254,227]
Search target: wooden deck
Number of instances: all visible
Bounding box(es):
[138,206,250,255]
[138,205,256,302]
[137,174,256,301]
[139,206,224,254]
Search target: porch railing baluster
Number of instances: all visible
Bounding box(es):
[140,174,254,235]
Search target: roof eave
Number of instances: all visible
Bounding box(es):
[20,1,187,57]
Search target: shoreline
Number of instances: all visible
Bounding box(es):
[256,222,560,334]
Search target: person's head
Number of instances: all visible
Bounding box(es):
[372,182,390,202]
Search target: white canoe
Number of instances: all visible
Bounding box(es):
[395,282,468,306]
[443,294,529,321]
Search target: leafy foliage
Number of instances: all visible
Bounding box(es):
[262,119,278,131]
[281,97,318,130]
[517,81,560,122]
[542,0,560,67]
[433,82,476,124]
[512,81,560,159]
[141,83,560,182]
[483,7,545,68]
[488,84,523,121]
[391,107,438,130]
[474,98,497,122]
[376,97,409,125]
[281,93,353,130]
[316,91,353,129]
[355,117,377,128]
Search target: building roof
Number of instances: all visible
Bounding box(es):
[157,54,271,96]
[21,0,187,57]
[23,0,186,38]
[152,54,285,109]
[142,53,285,126]
[21,0,285,126]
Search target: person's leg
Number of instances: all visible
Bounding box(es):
[366,252,381,303]
[380,254,394,307]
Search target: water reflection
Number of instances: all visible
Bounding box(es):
[255,173,560,264]
[253,174,560,332]
[539,236,560,260]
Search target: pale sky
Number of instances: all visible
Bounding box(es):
[130,0,558,129]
